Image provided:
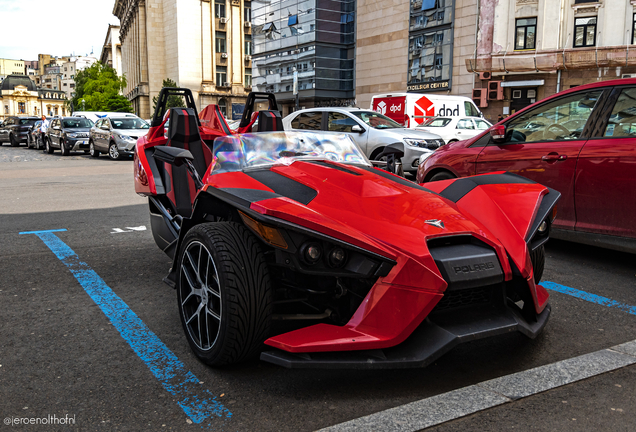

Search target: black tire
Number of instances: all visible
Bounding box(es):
[177,222,273,366]
[9,134,19,147]
[108,142,120,160]
[45,138,54,154]
[60,139,70,156]
[27,134,32,149]
[89,141,100,158]
[429,171,456,182]
[530,245,545,284]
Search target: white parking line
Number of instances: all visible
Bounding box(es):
[318,340,636,432]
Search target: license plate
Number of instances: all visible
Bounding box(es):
[78,140,87,145]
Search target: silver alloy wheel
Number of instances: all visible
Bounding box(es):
[109,143,119,160]
[179,241,222,351]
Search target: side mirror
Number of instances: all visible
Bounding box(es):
[351,125,364,133]
[489,124,507,143]
[153,145,194,166]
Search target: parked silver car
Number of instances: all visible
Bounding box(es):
[89,116,149,160]
[282,107,444,173]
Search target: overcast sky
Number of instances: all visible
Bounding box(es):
[0,0,120,61]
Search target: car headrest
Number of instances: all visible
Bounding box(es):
[168,108,201,146]
[257,110,283,132]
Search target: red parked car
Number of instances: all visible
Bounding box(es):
[418,78,636,253]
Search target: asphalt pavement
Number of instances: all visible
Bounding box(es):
[0,142,635,431]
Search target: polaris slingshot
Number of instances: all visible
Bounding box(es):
[133,88,559,369]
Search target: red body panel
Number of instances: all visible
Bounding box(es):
[575,138,636,238]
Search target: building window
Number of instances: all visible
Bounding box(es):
[54,106,58,115]
[216,66,227,85]
[245,34,252,55]
[18,102,25,114]
[215,0,225,19]
[244,1,251,22]
[515,18,536,50]
[216,31,227,53]
[218,98,227,117]
[245,68,252,87]
[574,17,596,48]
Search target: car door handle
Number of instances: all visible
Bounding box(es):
[541,153,567,162]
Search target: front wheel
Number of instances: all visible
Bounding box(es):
[429,171,456,182]
[177,222,273,366]
[108,143,120,160]
[89,141,100,158]
[27,134,32,149]
[60,139,70,156]
[530,245,545,284]
[9,134,19,147]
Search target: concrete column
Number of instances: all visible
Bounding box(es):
[202,0,213,82]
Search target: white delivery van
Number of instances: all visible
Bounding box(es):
[370,93,483,128]
[72,111,138,123]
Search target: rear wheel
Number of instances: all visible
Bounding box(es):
[429,171,456,182]
[45,138,54,154]
[177,222,273,366]
[530,245,545,284]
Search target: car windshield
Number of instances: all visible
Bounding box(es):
[110,118,149,129]
[351,111,402,129]
[418,117,451,127]
[19,119,38,126]
[63,119,94,128]
[210,131,370,173]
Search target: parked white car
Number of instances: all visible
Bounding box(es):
[415,116,492,144]
[283,107,445,173]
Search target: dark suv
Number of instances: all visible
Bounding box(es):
[0,116,41,146]
[45,117,94,155]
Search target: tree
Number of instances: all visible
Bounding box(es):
[152,78,186,112]
[70,62,133,113]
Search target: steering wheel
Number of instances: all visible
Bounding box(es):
[543,123,570,140]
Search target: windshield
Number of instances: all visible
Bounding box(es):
[63,118,94,128]
[418,117,451,128]
[19,119,38,126]
[110,118,149,129]
[210,131,370,173]
[351,111,401,129]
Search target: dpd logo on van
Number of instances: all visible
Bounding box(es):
[376,101,387,115]
[390,104,402,113]
[414,96,435,118]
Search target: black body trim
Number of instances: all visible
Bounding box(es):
[218,188,281,206]
[439,173,535,203]
[245,170,317,205]
[306,160,363,176]
[360,166,437,194]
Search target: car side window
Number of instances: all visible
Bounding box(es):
[290,112,321,130]
[457,119,475,130]
[603,88,636,138]
[327,112,358,132]
[504,90,603,143]
[474,119,490,130]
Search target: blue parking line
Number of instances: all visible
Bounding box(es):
[543,281,636,316]
[20,229,232,429]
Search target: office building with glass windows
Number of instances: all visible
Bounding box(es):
[251,0,356,116]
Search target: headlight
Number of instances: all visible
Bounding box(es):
[404,138,443,149]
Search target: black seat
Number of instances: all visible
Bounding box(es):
[162,108,210,217]
[257,110,283,132]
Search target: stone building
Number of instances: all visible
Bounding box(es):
[100,25,123,77]
[113,0,253,119]
[0,75,67,121]
[61,56,98,99]
[469,0,636,120]
[0,59,26,78]
[355,0,479,111]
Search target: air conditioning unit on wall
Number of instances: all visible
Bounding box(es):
[220,17,229,24]
[245,21,252,28]
[472,88,488,108]
[479,71,492,80]
[223,82,230,87]
[245,55,252,61]
[622,74,636,78]
[221,53,228,59]
[487,81,504,100]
